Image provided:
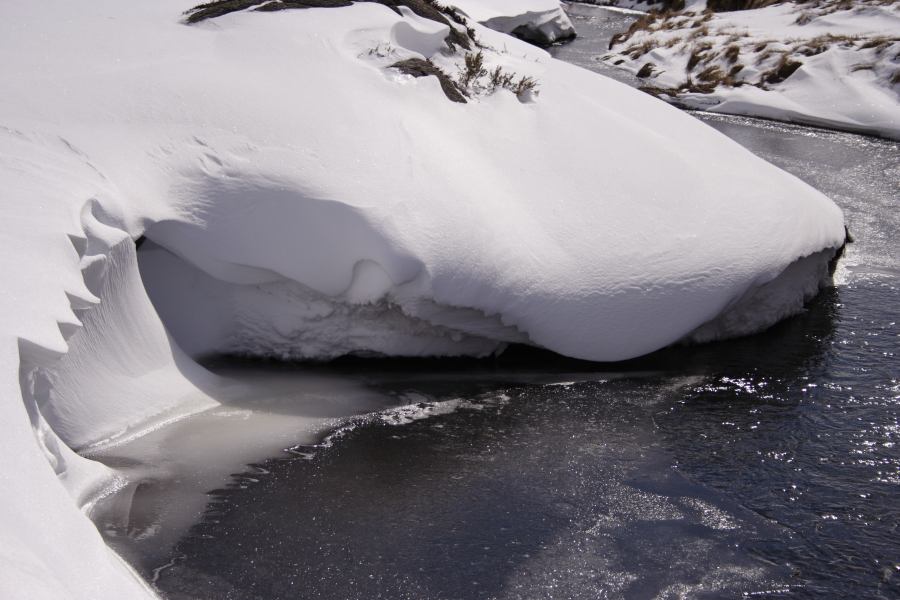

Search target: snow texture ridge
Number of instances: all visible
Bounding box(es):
[0,1,845,598]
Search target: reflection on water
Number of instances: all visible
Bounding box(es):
[95,4,898,599]
[688,113,900,282]
[549,3,642,88]
[88,367,401,570]
[118,273,897,600]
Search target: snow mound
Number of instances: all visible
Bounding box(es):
[450,0,577,46]
[0,0,845,598]
[605,0,900,139]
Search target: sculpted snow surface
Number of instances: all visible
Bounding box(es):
[0,1,845,598]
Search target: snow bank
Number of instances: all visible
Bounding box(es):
[604,0,900,139]
[0,0,845,597]
[450,0,577,45]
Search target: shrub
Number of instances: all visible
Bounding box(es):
[458,50,487,90]
[513,76,539,97]
[488,66,515,91]
[456,51,538,100]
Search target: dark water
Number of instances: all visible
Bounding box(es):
[549,3,643,88]
[106,5,899,600]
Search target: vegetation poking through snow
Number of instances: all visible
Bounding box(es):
[195,0,541,105]
[185,0,476,50]
[390,58,468,103]
[761,54,803,84]
[458,50,488,89]
[604,0,900,102]
[636,62,655,77]
[456,51,539,100]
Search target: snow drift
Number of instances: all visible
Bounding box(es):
[0,0,845,598]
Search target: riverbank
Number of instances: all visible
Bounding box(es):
[1,2,850,598]
[594,0,900,139]
[143,116,900,599]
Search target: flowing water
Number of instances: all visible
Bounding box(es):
[95,4,899,599]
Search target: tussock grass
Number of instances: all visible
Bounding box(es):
[687,49,705,71]
[724,44,741,63]
[636,62,655,78]
[610,0,898,102]
[728,63,744,77]
[760,53,803,84]
[664,37,683,49]
[696,65,725,83]
[609,12,658,49]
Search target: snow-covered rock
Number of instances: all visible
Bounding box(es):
[450,0,577,46]
[604,0,900,139]
[0,0,845,598]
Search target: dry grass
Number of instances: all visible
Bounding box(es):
[610,0,897,100]
[724,44,741,63]
[665,37,683,49]
[756,49,774,66]
[691,25,710,39]
[696,65,725,83]
[859,36,899,54]
[636,62,655,78]
[625,41,655,60]
[687,49,704,71]
[609,12,659,49]
[760,53,803,85]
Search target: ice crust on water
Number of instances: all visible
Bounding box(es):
[0,1,846,598]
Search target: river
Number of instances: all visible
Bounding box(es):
[94,4,899,599]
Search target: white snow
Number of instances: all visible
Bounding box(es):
[0,0,846,598]
[451,0,577,45]
[604,1,900,139]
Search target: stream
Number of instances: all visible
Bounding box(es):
[93,4,899,599]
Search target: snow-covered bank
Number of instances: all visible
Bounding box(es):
[603,0,900,139]
[450,0,577,46]
[0,0,846,597]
